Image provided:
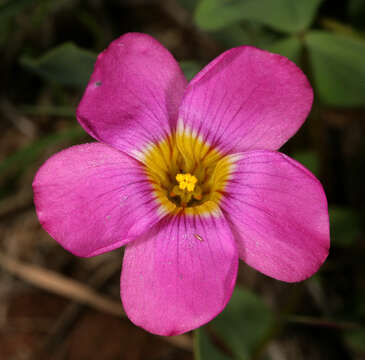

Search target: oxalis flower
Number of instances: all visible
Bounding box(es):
[33,33,330,336]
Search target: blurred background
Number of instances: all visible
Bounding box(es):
[0,0,365,359]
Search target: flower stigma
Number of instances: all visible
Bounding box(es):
[171,173,202,207]
[176,173,197,192]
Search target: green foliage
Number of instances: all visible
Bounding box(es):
[329,206,361,247]
[176,0,198,12]
[267,36,302,65]
[212,22,277,48]
[292,151,320,177]
[195,0,322,34]
[180,60,201,81]
[0,0,37,45]
[306,31,365,106]
[344,328,365,354]
[348,0,365,29]
[0,0,35,20]
[210,287,274,360]
[194,328,230,360]
[20,42,97,89]
[21,106,75,117]
[211,24,253,47]
[0,126,84,176]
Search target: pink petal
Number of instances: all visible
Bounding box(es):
[33,143,162,257]
[222,151,329,282]
[77,33,187,159]
[121,208,238,336]
[178,46,313,154]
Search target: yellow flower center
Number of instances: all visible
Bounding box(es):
[135,124,236,216]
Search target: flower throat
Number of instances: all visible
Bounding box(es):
[140,131,234,213]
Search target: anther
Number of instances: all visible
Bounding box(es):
[175,173,198,193]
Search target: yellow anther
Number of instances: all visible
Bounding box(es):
[179,181,188,190]
[176,173,198,192]
[185,173,197,184]
[186,183,195,192]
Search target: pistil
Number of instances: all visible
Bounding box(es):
[170,173,202,207]
[176,173,197,192]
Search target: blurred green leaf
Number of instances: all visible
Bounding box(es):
[344,328,365,354]
[20,42,97,88]
[211,24,252,47]
[329,206,361,247]
[212,22,277,48]
[194,328,230,360]
[211,287,274,360]
[176,0,198,12]
[195,0,322,34]
[292,150,320,176]
[320,18,363,39]
[180,61,201,81]
[306,31,365,106]
[0,126,85,175]
[348,0,365,29]
[0,0,35,19]
[21,105,75,117]
[267,36,302,65]
[355,292,365,319]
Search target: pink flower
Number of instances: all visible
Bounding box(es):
[33,33,330,336]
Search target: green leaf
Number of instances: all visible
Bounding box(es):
[329,206,361,247]
[211,24,252,48]
[348,0,365,29]
[267,36,302,65]
[195,0,322,34]
[20,42,97,88]
[176,0,198,12]
[344,328,365,354]
[180,61,201,81]
[21,105,75,117]
[0,0,35,20]
[320,18,363,39]
[212,22,277,48]
[211,287,274,359]
[0,126,85,175]
[306,31,365,106]
[292,150,320,177]
[194,328,231,360]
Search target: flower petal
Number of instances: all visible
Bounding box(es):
[178,46,313,154]
[77,33,187,160]
[121,209,238,336]
[221,151,329,282]
[33,143,162,257]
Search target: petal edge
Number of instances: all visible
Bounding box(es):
[121,210,238,335]
[33,143,162,257]
[221,150,329,282]
[77,33,187,160]
[178,46,313,154]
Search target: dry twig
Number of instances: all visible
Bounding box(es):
[0,252,193,351]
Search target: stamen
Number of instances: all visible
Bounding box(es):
[142,131,232,212]
[175,173,198,192]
